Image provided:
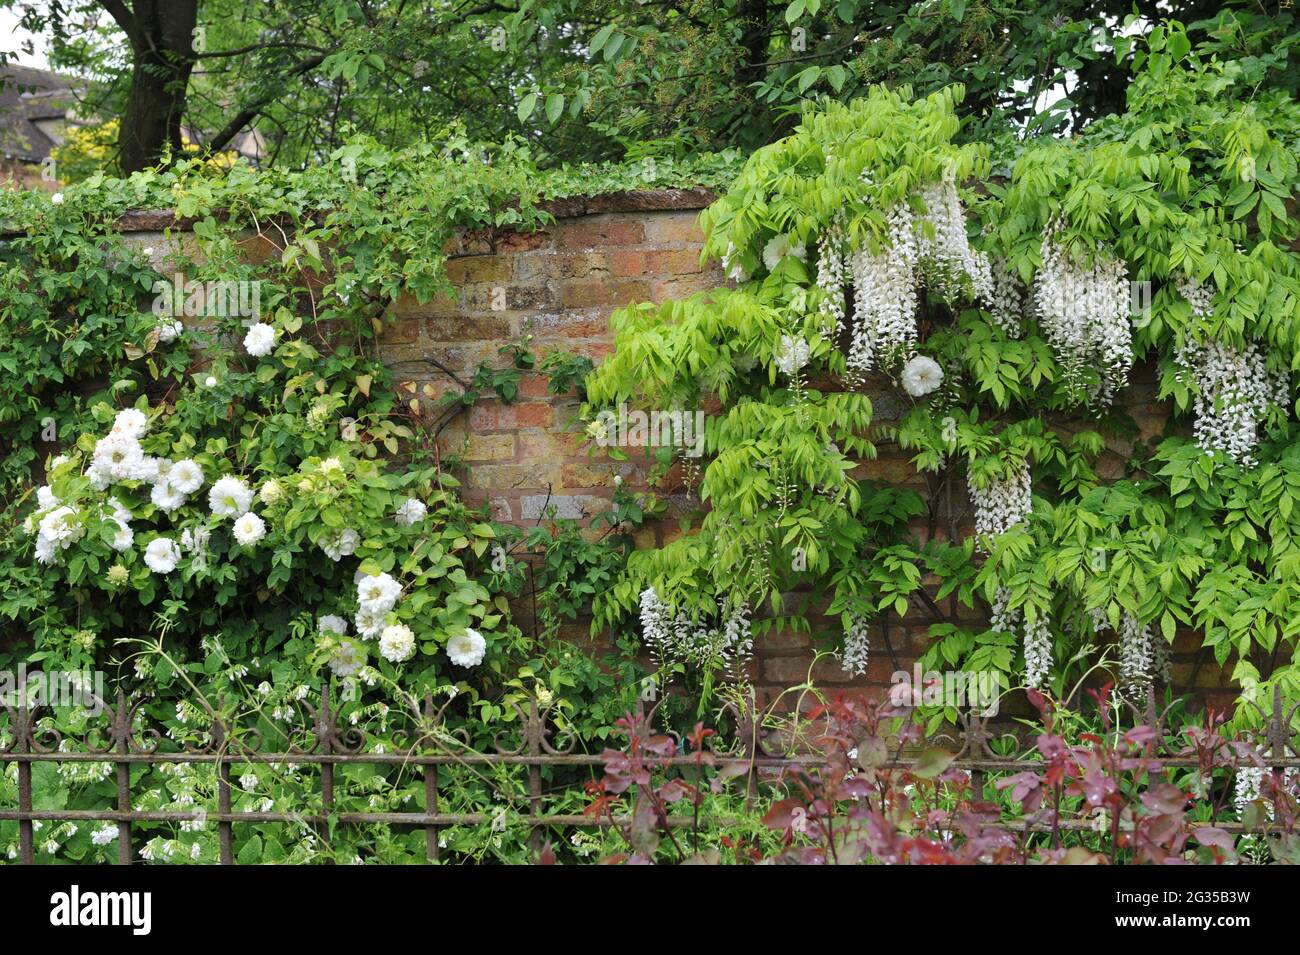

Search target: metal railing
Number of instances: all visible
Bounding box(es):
[2,683,1298,864]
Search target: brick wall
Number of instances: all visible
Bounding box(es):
[110,191,1230,711]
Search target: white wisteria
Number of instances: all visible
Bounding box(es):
[1033,224,1132,405]
[638,586,753,671]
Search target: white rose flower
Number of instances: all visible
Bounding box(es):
[91,433,145,482]
[900,355,944,397]
[243,322,278,357]
[209,475,254,517]
[354,607,387,640]
[170,459,204,494]
[258,480,283,505]
[318,615,349,636]
[143,537,181,574]
[205,376,217,387]
[232,512,266,546]
[446,628,487,667]
[378,624,416,663]
[321,528,359,562]
[50,192,64,205]
[112,408,149,439]
[110,522,135,553]
[394,498,427,527]
[36,485,59,510]
[85,463,110,490]
[762,234,807,272]
[34,535,57,565]
[38,506,82,547]
[328,639,364,678]
[150,480,187,513]
[157,320,184,343]
[356,572,402,613]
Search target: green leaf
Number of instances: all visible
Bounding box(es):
[516,92,537,122]
[545,93,565,125]
[911,749,955,779]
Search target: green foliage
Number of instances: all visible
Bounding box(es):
[583,25,1300,729]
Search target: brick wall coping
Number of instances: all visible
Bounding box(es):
[88,187,718,235]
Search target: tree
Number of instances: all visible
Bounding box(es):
[5,0,1297,173]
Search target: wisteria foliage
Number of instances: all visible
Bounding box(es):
[587,44,1300,725]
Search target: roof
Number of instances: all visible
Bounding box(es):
[0,64,82,163]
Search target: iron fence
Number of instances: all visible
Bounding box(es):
[2,683,1298,864]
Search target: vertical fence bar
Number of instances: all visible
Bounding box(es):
[423,694,439,863]
[527,697,542,856]
[114,692,132,864]
[318,684,335,864]
[16,703,33,864]
[214,708,233,864]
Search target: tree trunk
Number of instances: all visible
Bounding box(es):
[112,0,200,174]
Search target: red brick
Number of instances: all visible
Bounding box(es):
[560,279,652,309]
[644,213,705,245]
[558,218,646,249]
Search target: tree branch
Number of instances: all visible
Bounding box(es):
[205,52,329,153]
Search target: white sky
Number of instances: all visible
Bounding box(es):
[1,9,51,68]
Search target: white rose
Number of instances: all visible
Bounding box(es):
[232,512,266,546]
[378,624,416,663]
[243,322,278,357]
[900,355,944,397]
[446,628,487,667]
[144,537,181,574]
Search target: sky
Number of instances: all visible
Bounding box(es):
[1,9,51,69]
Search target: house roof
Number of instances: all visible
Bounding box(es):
[0,65,82,163]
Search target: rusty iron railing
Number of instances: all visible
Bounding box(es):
[1,683,1298,864]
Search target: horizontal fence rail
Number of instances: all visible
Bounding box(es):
[1,684,1298,864]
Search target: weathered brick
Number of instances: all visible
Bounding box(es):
[519,493,611,520]
[445,255,513,285]
[461,433,516,461]
[526,308,612,338]
[377,315,421,345]
[519,431,589,459]
[561,462,618,488]
[643,212,705,245]
[558,217,646,249]
[468,402,554,430]
[560,279,652,309]
[464,462,561,490]
[425,314,511,342]
[756,628,812,651]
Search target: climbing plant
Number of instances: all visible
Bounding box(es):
[585,21,1300,728]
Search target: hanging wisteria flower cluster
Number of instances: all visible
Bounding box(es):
[848,200,919,373]
[968,461,1033,544]
[837,171,998,380]
[638,587,753,672]
[914,171,995,304]
[841,612,871,676]
[987,258,1026,338]
[990,587,1053,691]
[1033,223,1133,405]
[814,220,848,338]
[1090,608,1172,695]
[1175,338,1288,468]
